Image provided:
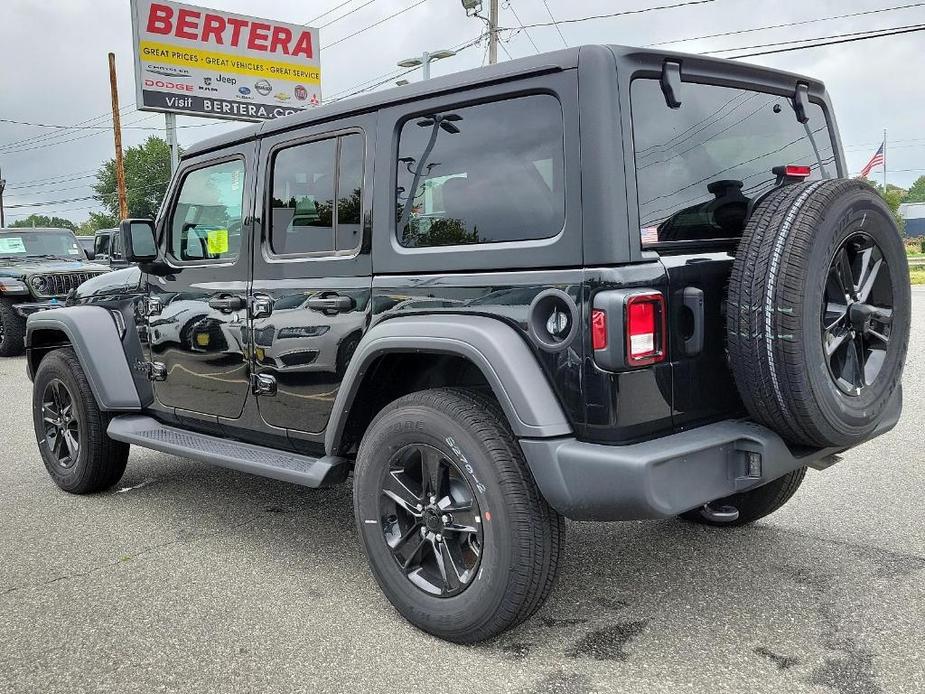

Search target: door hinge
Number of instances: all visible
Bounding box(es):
[251,373,277,396]
[136,360,167,381]
[250,294,274,319]
[146,297,163,317]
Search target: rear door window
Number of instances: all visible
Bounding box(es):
[268,133,365,256]
[631,79,835,246]
[395,94,565,248]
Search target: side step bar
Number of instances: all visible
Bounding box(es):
[107,415,349,488]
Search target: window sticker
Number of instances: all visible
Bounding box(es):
[206,228,229,255]
[0,237,27,254]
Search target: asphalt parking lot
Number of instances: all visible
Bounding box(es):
[0,293,923,694]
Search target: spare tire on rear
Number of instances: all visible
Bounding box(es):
[727,179,909,448]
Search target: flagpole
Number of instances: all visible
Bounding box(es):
[882,128,887,191]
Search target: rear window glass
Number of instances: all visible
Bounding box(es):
[631,79,835,246]
[396,94,565,248]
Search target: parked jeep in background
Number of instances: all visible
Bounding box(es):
[0,228,109,356]
[23,46,909,643]
[91,228,129,268]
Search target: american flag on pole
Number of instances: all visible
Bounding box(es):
[858,142,885,178]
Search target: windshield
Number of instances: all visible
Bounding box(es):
[631,79,836,246]
[0,231,83,259]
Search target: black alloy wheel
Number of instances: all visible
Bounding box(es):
[380,443,483,597]
[822,232,895,396]
[40,378,81,468]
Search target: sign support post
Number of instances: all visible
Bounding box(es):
[166,113,179,174]
[108,52,129,221]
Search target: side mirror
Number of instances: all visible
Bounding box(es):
[120,219,158,263]
[84,248,95,261]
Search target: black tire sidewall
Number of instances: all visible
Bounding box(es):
[354,401,517,638]
[0,300,26,357]
[800,189,910,442]
[32,353,95,490]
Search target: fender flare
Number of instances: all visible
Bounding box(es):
[325,314,573,455]
[26,306,142,411]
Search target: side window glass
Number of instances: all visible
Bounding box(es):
[395,94,565,248]
[269,134,364,256]
[94,234,110,257]
[170,159,245,263]
[111,233,122,259]
[336,134,364,252]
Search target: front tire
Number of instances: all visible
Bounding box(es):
[0,299,26,357]
[353,387,564,643]
[32,348,129,493]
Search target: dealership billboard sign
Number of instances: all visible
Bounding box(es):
[130,0,321,121]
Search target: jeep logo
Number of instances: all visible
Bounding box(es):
[216,74,237,86]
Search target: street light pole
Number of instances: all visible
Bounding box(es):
[397,48,458,81]
[422,51,432,81]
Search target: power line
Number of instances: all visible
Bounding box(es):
[305,0,360,26]
[324,0,430,49]
[500,0,716,30]
[505,1,541,55]
[318,0,378,29]
[6,178,171,209]
[0,104,136,152]
[723,24,925,58]
[5,171,99,190]
[328,33,486,102]
[706,22,925,55]
[0,117,213,131]
[541,0,569,48]
[0,113,162,155]
[649,2,925,47]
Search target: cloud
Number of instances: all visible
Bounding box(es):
[1,0,922,223]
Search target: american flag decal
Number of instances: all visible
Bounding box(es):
[858,142,885,178]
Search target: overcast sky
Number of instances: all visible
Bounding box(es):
[1,0,923,224]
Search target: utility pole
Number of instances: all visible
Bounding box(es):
[166,113,179,175]
[0,168,6,227]
[108,52,129,220]
[488,0,499,64]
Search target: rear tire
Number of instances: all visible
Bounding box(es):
[680,468,806,527]
[32,348,129,493]
[353,387,564,643]
[0,300,26,357]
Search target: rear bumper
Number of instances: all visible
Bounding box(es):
[520,388,902,521]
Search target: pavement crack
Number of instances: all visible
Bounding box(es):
[0,514,258,599]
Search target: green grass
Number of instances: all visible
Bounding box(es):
[909,266,925,284]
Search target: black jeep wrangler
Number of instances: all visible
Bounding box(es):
[25,46,909,643]
[0,227,109,356]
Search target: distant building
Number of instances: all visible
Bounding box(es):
[900,202,925,237]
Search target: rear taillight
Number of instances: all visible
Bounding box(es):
[783,165,811,178]
[625,292,666,366]
[591,309,607,350]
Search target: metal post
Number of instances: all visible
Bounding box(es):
[166,113,179,175]
[0,168,6,228]
[108,52,129,221]
[422,52,431,80]
[488,0,499,64]
[882,128,887,192]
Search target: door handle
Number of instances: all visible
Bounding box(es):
[209,295,245,312]
[307,294,354,313]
